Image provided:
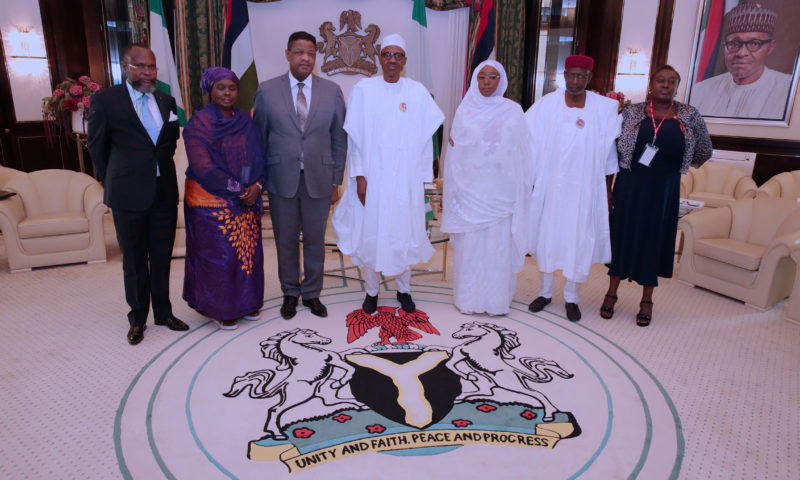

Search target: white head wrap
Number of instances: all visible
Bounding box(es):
[381,33,406,52]
[450,60,511,144]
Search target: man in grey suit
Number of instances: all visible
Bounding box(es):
[253,31,347,319]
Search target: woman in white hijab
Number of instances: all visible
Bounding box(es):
[441,60,533,315]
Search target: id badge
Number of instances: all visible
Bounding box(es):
[638,143,659,167]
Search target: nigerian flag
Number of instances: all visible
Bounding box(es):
[409,0,441,189]
[222,0,259,112]
[149,0,186,125]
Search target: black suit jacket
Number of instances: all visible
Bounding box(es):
[87,84,180,211]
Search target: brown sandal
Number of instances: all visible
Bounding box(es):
[600,294,617,319]
[636,300,653,327]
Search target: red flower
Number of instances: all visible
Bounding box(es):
[82,96,91,109]
[520,410,537,420]
[477,404,496,413]
[63,98,79,112]
[292,427,315,439]
[78,75,90,85]
[69,85,84,97]
[452,419,472,428]
[135,5,145,17]
[88,82,100,92]
[332,414,351,423]
[366,424,386,434]
[53,89,65,98]
[605,91,619,100]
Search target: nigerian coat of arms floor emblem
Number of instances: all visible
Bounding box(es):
[223,307,580,472]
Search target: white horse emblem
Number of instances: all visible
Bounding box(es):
[446,322,573,421]
[223,329,365,440]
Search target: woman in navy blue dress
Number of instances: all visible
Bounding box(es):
[601,65,712,326]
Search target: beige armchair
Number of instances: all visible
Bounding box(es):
[680,162,757,208]
[678,198,800,310]
[785,241,800,325]
[0,167,106,272]
[172,135,188,257]
[756,170,800,200]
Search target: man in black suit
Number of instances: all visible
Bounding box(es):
[88,44,189,345]
[252,31,347,320]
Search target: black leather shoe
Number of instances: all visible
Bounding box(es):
[155,316,190,331]
[281,296,298,320]
[396,292,416,313]
[565,303,582,322]
[362,294,378,314]
[127,326,144,345]
[302,298,328,318]
[528,296,551,312]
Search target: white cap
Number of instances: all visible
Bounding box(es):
[381,33,406,52]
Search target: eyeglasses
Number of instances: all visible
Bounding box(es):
[381,52,406,60]
[564,72,589,81]
[127,64,158,72]
[723,39,772,53]
[477,75,501,81]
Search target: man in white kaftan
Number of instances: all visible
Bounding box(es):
[332,34,444,314]
[526,54,621,321]
[690,4,791,120]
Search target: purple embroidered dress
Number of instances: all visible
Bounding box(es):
[182,104,266,321]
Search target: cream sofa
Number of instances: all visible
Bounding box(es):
[680,162,757,208]
[756,170,800,200]
[0,167,106,272]
[786,242,800,325]
[678,198,800,310]
[172,135,188,257]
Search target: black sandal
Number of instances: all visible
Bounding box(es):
[636,300,653,327]
[600,294,617,319]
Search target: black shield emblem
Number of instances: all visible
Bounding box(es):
[346,350,462,429]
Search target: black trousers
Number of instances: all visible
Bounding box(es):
[112,177,178,327]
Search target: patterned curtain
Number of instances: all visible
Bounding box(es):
[175,0,228,115]
[496,0,525,104]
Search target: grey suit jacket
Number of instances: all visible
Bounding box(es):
[252,73,347,199]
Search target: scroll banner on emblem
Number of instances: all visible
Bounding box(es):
[250,426,575,472]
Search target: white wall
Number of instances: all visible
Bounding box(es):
[615,0,659,103]
[0,1,52,122]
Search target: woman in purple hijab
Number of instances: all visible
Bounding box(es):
[182,67,266,330]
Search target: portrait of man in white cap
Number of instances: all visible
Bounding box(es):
[690,3,794,120]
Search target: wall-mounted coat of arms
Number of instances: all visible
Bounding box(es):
[317,10,381,76]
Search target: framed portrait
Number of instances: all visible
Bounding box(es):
[686,0,800,125]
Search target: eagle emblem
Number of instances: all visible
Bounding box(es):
[346,306,440,345]
[316,10,381,77]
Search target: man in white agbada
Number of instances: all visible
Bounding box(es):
[441,60,532,315]
[332,33,444,314]
[690,3,791,120]
[525,54,621,321]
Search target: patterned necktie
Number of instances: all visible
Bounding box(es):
[140,94,160,145]
[296,82,308,131]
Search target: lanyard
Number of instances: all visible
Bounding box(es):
[649,100,676,143]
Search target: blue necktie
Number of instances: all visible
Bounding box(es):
[140,94,160,145]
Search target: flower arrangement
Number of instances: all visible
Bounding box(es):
[42,75,101,141]
[605,91,631,113]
